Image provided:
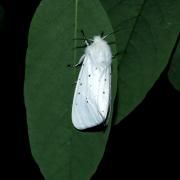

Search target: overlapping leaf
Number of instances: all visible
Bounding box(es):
[100,0,180,124]
[168,35,180,91]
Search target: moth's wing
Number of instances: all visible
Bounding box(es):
[72,55,107,130]
[97,67,111,119]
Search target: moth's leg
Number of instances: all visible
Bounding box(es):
[72,81,77,85]
[73,38,93,43]
[108,42,116,45]
[80,30,90,46]
[67,54,85,68]
[112,52,120,59]
[112,50,127,59]
[73,30,93,46]
[73,38,85,40]
[75,54,85,66]
[74,45,87,49]
[100,31,104,38]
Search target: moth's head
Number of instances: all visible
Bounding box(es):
[85,35,112,67]
[93,36,105,44]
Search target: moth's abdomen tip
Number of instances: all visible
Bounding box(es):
[72,117,105,130]
[72,122,86,130]
[72,117,85,130]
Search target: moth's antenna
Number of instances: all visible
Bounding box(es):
[102,29,121,39]
[102,25,134,39]
[80,30,87,39]
[102,15,138,39]
[73,38,93,41]
[100,31,104,38]
[80,30,90,46]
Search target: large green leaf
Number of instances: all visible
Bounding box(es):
[168,35,180,91]
[100,0,180,124]
[24,0,117,179]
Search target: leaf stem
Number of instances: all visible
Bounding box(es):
[74,0,78,68]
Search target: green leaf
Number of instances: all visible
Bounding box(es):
[25,0,117,179]
[100,0,180,124]
[168,35,180,91]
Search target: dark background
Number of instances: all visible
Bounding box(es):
[1,1,179,179]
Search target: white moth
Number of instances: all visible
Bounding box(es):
[72,35,112,130]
